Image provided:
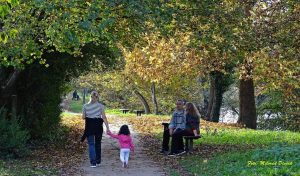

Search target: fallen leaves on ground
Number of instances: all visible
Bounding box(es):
[126,115,250,176]
[4,113,88,175]
[9,113,246,175]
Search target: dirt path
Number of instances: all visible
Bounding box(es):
[78,118,166,176]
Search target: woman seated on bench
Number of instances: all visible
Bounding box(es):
[169,102,200,156]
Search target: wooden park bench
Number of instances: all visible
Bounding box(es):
[134,110,144,116]
[120,108,130,114]
[161,122,201,153]
[162,122,169,131]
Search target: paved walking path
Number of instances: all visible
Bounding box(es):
[79,118,166,176]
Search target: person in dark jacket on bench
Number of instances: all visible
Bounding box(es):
[160,100,186,155]
[169,102,200,156]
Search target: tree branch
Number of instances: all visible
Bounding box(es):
[1,69,21,94]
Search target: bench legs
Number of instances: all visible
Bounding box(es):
[136,111,144,116]
[184,138,194,152]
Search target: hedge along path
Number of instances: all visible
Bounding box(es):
[78,115,166,176]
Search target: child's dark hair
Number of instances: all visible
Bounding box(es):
[118,125,130,135]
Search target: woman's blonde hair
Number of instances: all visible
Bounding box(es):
[185,102,201,118]
[89,91,99,103]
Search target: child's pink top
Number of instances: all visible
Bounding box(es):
[108,132,134,152]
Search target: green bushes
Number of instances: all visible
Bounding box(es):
[257,91,300,131]
[0,108,30,158]
[44,124,70,146]
[8,42,117,140]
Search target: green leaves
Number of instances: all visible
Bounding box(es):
[0,4,10,19]
[0,32,8,43]
[0,0,19,19]
[1,0,162,68]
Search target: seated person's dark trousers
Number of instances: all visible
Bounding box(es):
[171,129,193,153]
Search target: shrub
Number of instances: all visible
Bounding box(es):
[257,91,299,132]
[0,108,30,158]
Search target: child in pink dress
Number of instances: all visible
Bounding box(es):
[107,125,134,168]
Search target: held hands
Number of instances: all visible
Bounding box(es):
[193,129,200,137]
[106,130,111,135]
[194,133,201,137]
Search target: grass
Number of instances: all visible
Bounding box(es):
[2,110,297,175]
[181,144,300,176]
[106,108,135,116]
[125,114,300,175]
[68,99,84,113]
[196,128,300,146]
[145,116,300,146]
[68,100,171,119]
[168,169,181,176]
[67,91,90,113]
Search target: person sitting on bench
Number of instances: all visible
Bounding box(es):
[160,100,186,155]
[169,102,200,156]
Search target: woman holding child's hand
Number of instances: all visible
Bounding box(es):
[81,91,110,168]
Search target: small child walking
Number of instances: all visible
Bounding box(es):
[107,125,134,168]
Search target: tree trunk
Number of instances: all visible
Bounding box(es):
[199,78,209,117]
[151,82,159,115]
[0,69,21,99]
[237,0,257,129]
[133,90,150,114]
[205,76,215,120]
[238,78,257,129]
[83,88,86,104]
[210,72,223,122]
[202,89,209,113]
[0,69,20,115]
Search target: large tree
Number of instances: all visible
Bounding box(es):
[122,31,200,114]
[0,0,165,137]
[156,0,299,129]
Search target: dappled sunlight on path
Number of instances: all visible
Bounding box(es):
[78,116,166,176]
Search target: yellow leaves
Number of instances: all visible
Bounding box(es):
[200,24,210,31]
[121,31,199,86]
[250,48,300,102]
[86,1,92,6]
[169,38,175,44]
[212,34,225,43]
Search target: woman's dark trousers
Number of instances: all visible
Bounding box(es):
[87,134,102,165]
